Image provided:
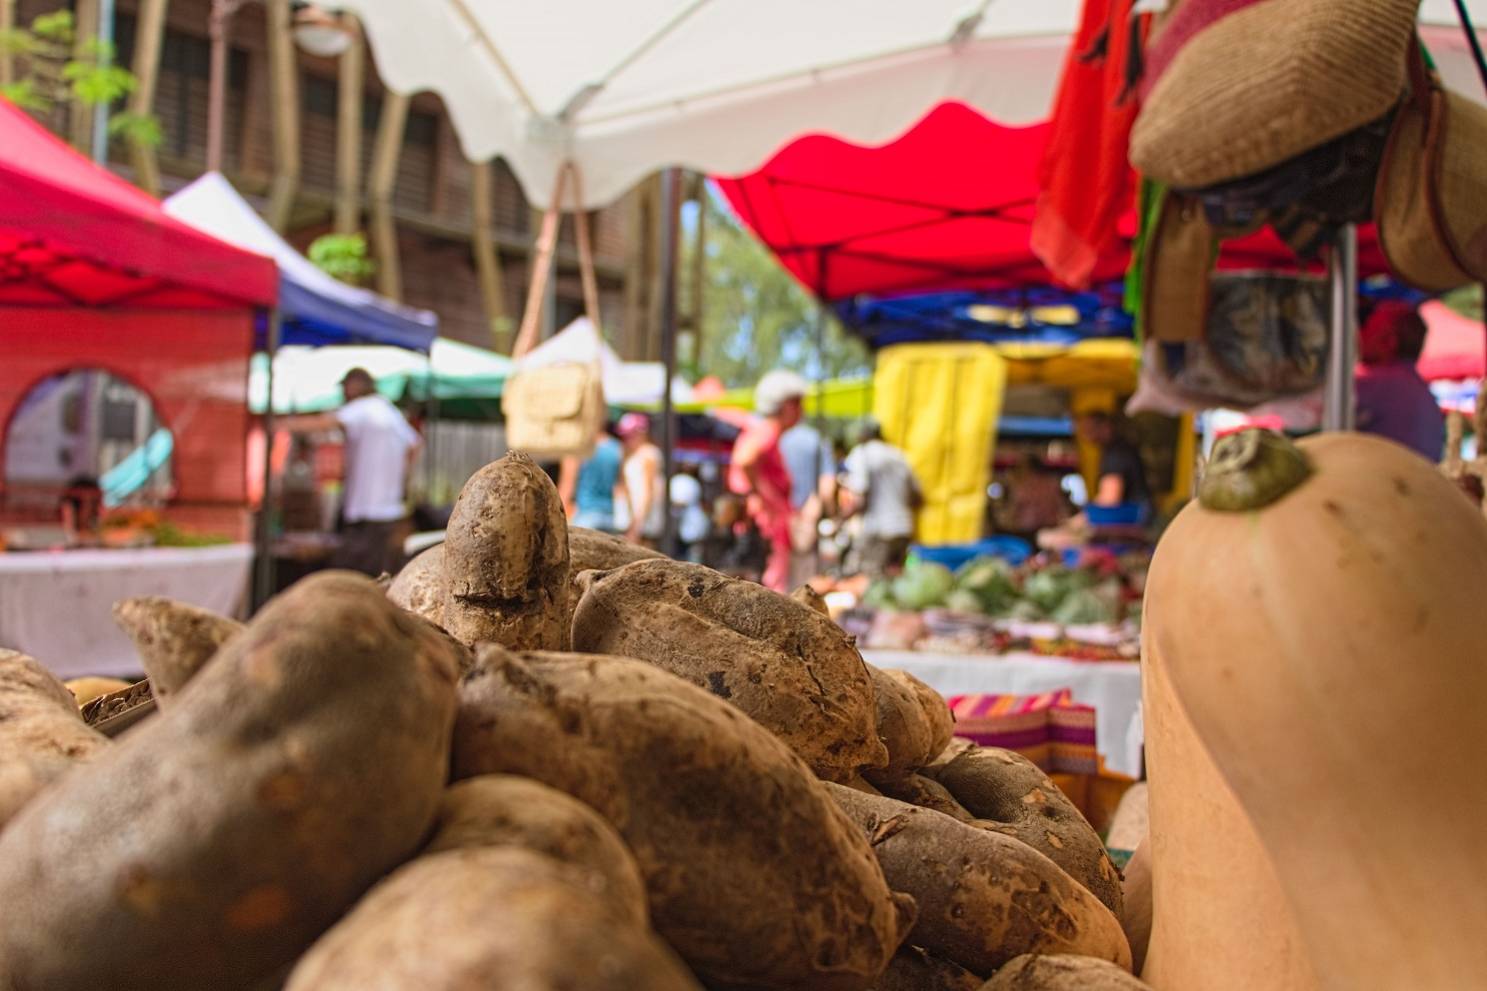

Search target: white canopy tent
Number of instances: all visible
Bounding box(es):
[521,318,694,406]
[339,0,1486,209]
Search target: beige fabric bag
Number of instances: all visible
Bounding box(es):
[501,163,607,460]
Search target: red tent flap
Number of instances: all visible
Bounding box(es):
[0,99,276,309]
[714,101,1388,303]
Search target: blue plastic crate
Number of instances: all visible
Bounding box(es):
[910,536,1033,571]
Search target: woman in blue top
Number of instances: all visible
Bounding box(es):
[558,423,624,533]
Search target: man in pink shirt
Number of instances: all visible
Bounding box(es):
[729,369,807,592]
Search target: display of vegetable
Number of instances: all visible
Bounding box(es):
[0,572,462,990]
[571,558,888,781]
[111,596,244,705]
[890,561,955,611]
[453,646,914,991]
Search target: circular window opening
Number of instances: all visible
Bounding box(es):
[4,368,174,530]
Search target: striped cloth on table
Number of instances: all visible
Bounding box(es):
[947,689,1099,775]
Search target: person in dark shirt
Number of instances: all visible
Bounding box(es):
[1355,302,1445,462]
[1076,412,1151,515]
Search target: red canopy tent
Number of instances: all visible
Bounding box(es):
[1419,300,1487,382]
[0,98,277,540]
[713,101,1389,304]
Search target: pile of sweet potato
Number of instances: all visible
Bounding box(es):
[0,452,1147,990]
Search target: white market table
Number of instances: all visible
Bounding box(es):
[861,648,1145,779]
[0,544,253,679]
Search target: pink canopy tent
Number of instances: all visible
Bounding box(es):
[713,101,1390,303]
[1419,301,1487,382]
[0,98,277,540]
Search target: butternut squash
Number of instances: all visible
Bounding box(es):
[1149,430,1487,990]
[1140,579,1318,991]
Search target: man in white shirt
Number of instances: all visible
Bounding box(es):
[285,367,421,576]
[840,419,922,578]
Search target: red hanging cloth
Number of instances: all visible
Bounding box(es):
[1031,0,1149,290]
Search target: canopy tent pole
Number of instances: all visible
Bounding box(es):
[1323,225,1359,431]
[658,167,681,556]
[253,308,282,611]
[813,249,831,567]
[91,0,114,164]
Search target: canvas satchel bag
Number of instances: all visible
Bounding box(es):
[501,162,608,460]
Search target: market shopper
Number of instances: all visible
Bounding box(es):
[1075,411,1151,518]
[780,419,836,584]
[729,369,808,592]
[617,412,665,547]
[1356,302,1446,462]
[839,418,922,578]
[557,422,623,533]
[283,367,421,576]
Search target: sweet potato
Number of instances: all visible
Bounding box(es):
[284,847,702,991]
[0,650,109,828]
[387,543,446,627]
[569,525,665,574]
[426,775,649,927]
[827,785,1131,979]
[865,666,955,781]
[0,572,461,990]
[571,559,887,781]
[979,953,1154,989]
[874,773,976,822]
[870,946,983,991]
[453,647,915,991]
[112,596,243,704]
[1120,839,1152,975]
[442,452,570,650]
[926,746,1122,916]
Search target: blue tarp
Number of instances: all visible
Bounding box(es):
[836,283,1133,350]
[164,173,438,353]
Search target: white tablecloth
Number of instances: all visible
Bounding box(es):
[0,544,253,679]
[862,649,1145,778]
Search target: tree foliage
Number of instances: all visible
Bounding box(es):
[309,232,377,284]
[0,9,161,147]
[693,188,868,389]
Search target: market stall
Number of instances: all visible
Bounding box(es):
[0,97,277,676]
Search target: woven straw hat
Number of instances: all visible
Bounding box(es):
[1130,0,1419,189]
[1376,66,1487,292]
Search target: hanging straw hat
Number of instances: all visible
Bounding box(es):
[1130,0,1419,189]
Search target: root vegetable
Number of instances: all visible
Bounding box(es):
[569,526,665,574]
[284,848,702,991]
[1121,840,1152,975]
[0,572,461,991]
[865,667,954,782]
[427,775,649,927]
[873,773,976,823]
[453,647,914,991]
[571,559,887,781]
[981,954,1154,989]
[111,597,243,704]
[926,746,1122,916]
[826,784,1131,979]
[387,543,446,627]
[870,947,982,991]
[0,650,109,828]
[442,452,570,650]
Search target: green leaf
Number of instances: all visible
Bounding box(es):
[29,10,75,45]
[109,112,162,147]
[309,233,377,283]
[67,62,136,105]
[0,78,50,111]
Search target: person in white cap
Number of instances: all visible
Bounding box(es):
[728,369,808,591]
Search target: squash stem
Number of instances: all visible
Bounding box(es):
[1199,429,1313,512]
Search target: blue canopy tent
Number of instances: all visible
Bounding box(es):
[835,283,1133,350]
[164,172,438,351]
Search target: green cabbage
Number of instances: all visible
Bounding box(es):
[891,563,955,611]
[944,589,985,615]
